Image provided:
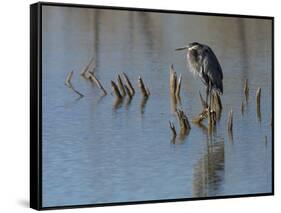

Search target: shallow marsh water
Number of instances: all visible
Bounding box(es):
[42,6,272,207]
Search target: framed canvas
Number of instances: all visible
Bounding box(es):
[30,2,274,210]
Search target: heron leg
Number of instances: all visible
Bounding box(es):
[209,89,212,111]
[208,84,212,111]
[205,86,209,108]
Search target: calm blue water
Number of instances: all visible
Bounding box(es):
[42,5,272,207]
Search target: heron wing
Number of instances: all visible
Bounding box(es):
[202,46,223,94]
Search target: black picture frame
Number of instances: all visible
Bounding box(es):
[30,2,274,210]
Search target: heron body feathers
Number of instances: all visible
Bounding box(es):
[187,43,223,95]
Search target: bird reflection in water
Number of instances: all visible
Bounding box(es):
[192,123,225,197]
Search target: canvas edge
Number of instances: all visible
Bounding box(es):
[30,2,43,210]
[40,193,273,210]
[38,1,273,19]
[30,1,274,210]
[271,17,274,196]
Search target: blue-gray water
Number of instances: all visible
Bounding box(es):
[42,6,272,207]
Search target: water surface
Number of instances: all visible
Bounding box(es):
[42,6,272,207]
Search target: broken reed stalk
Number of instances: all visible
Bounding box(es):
[138,76,150,97]
[256,87,261,108]
[80,57,95,76]
[65,71,84,97]
[175,74,182,97]
[169,121,177,138]
[88,72,107,96]
[169,64,177,95]
[65,70,74,88]
[169,64,182,100]
[244,79,249,99]
[227,109,233,132]
[170,94,177,114]
[111,81,122,99]
[212,92,222,112]
[192,93,209,124]
[117,74,126,96]
[122,72,135,96]
[192,109,208,124]
[208,109,217,127]
[87,60,96,75]
[124,85,132,99]
[169,121,177,143]
[71,87,84,98]
[176,109,191,131]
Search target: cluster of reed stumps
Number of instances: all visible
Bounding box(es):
[65,58,263,143]
[64,57,150,107]
[168,65,263,143]
[168,65,191,142]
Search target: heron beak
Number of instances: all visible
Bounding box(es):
[175,46,189,51]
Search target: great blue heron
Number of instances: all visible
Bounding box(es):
[175,42,223,108]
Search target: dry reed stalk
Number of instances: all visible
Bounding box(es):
[117,74,126,96]
[122,72,135,96]
[80,57,95,76]
[111,81,122,99]
[88,72,107,95]
[256,87,261,107]
[138,76,149,97]
[169,121,177,138]
[192,109,208,124]
[65,71,84,97]
[169,64,177,95]
[212,92,222,112]
[124,85,132,99]
[65,70,74,87]
[176,109,191,131]
[175,74,182,97]
[207,109,216,127]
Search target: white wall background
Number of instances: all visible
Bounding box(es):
[0,0,279,212]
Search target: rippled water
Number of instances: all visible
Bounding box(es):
[41,5,272,207]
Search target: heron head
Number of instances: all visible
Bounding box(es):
[175,42,201,51]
